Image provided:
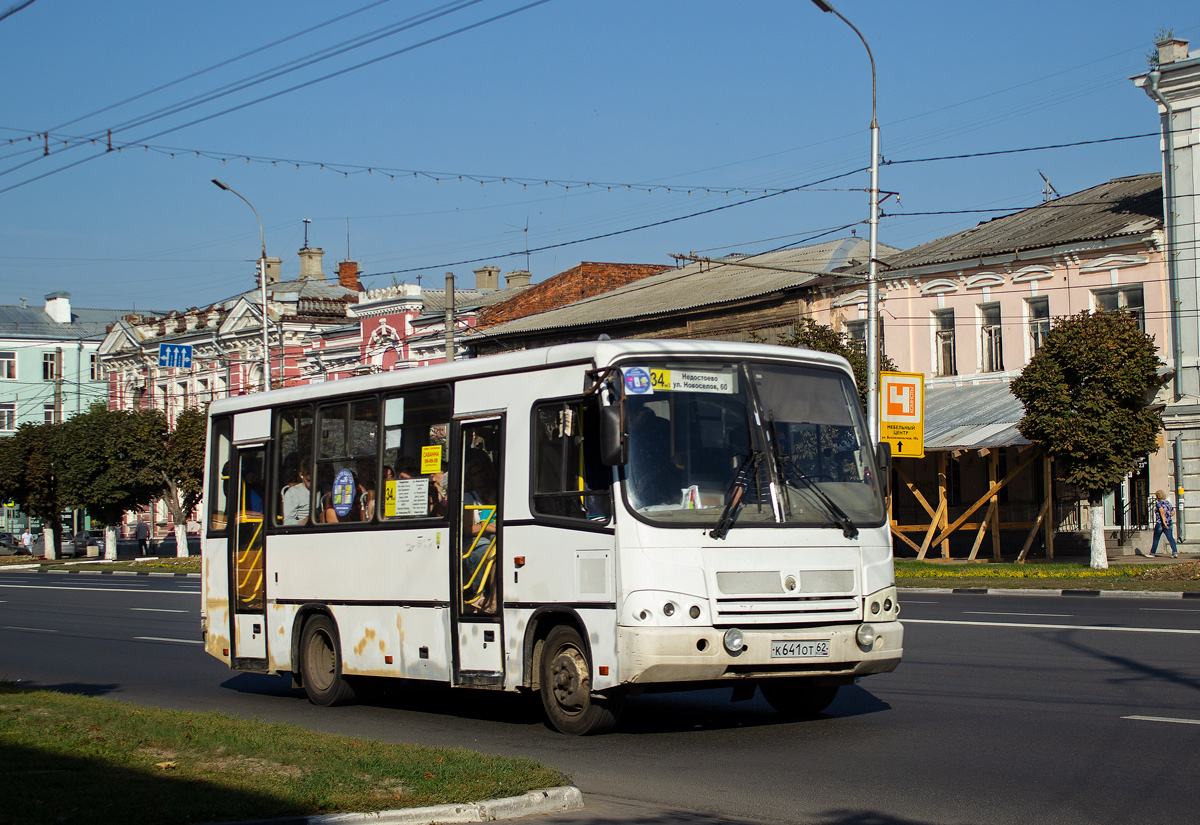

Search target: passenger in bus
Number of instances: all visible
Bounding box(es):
[356,461,377,522]
[280,467,311,526]
[627,405,683,508]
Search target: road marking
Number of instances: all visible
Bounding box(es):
[964,611,1071,618]
[2,626,58,633]
[904,618,1200,635]
[1140,607,1200,613]
[0,583,196,596]
[130,607,189,613]
[901,600,938,604]
[135,636,202,645]
[1123,715,1200,726]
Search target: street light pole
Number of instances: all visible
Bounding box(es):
[811,0,881,443]
[212,179,272,392]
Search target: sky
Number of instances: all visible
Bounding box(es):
[1,0,1197,312]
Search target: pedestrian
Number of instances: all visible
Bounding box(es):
[1148,490,1180,558]
[20,526,31,556]
[135,519,151,556]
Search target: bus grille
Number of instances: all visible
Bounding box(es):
[713,569,860,624]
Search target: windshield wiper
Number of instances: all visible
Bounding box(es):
[777,456,859,539]
[709,451,764,540]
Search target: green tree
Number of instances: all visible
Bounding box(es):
[58,403,167,560]
[158,406,208,558]
[772,318,898,412]
[0,421,68,559]
[1011,311,1166,569]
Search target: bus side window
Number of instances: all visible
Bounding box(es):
[276,405,314,528]
[314,398,379,525]
[531,398,612,523]
[208,416,232,533]
[380,387,451,521]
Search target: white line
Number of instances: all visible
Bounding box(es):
[130,607,189,613]
[0,583,196,596]
[135,636,202,645]
[901,600,938,604]
[1123,715,1200,726]
[904,618,1200,635]
[2,626,58,633]
[964,611,1071,618]
[1140,607,1200,613]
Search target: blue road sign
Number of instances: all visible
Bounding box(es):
[157,343,193,369]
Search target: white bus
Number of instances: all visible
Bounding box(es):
[201,339,902,734]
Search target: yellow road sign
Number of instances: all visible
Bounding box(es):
[880,371,925,458]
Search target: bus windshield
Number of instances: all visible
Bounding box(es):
[621,360,885,529]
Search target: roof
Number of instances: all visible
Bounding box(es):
[923,381,1029,451]
[0,304,155,341]
[420,287,529,314]
[482,238,897,339]
[883,174,1162,272]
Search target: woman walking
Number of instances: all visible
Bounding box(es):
[1149,490,1180,558]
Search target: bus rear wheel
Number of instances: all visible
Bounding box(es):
[300,614,357,707]
[759,679,839,717]
[539,625,622,735]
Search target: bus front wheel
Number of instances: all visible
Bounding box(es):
[300,614,357,707]
[759,679,839,717]
[539,625,622,735]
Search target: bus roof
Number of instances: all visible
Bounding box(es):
[207,338,854,416]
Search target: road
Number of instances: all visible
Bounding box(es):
[2,571,1199,825]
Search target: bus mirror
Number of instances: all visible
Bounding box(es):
[600,405,628,466]
[875,442,892,499]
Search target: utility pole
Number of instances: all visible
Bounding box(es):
[444,272,455,363]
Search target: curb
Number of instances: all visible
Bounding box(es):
[206,787,584,825]
[900,586,1200,599]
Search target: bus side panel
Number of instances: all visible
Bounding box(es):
[328,604,451,682]
[202,537,231,665]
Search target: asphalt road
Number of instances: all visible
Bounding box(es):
[2,571,1199,825]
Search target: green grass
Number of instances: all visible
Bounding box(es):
[0,684,567,825]
[895,559,1200,591]
[0,555,201,574]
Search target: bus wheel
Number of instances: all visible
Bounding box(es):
[300,614,357,707]
[759,679,839,717]
[539,625,622,735]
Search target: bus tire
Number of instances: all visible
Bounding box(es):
[539,625,622,735]
[299,614,357,707]
[759,679,839,717]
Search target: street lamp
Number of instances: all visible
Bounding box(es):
[811,0,881,443]
[211,178,272,392]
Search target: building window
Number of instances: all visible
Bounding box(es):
[1094,287,1144,332]
[845,320,866,344]
[0,351,15,380]
[90,353,101,381]
[980,303,1003,373]
[934,309,957,377]
[44,403,58,425]
[43,352,58,381]
[0,402,14,431]
[1027,297,1050,356]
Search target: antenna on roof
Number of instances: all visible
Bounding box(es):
[1038,170,1059,203]
[302,218,312,248]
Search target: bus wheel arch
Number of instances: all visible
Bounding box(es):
[296,611,357,707]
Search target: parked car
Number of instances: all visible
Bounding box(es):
[62,530,100,557]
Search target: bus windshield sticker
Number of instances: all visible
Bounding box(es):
[332,468,356,518]
[420,445,442,474]
[622,366,653,395]
[650,368,734,394]
[386,478,430,518]
[384,397,405,426]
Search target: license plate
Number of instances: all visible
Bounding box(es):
[770,639,830,659]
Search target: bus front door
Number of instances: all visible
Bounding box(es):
[230,445,268,670]
[453,417,503,687]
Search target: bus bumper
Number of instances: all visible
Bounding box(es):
[616,620,903,684]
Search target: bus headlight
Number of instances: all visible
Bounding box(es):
[723,628,745,654]
[856,623,877,648]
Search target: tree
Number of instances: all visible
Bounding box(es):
[0,421,69,559]
[772,318,898,413]
[1011,311,1166,569]
[58,403,167,561]
[157,406,207,558]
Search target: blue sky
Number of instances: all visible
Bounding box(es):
[1,0,1196,311]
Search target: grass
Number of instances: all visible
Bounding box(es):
[0,555,201,574]
[895,559,1200,591]
[0,683,567,825]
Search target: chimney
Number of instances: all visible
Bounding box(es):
[505,270,531,289]
[299,246,325,280]
[1157,37,1190,65]
[473,265,500,291]
[338,260,363,291]
[263,256,283,285]
[44,292,72,324]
